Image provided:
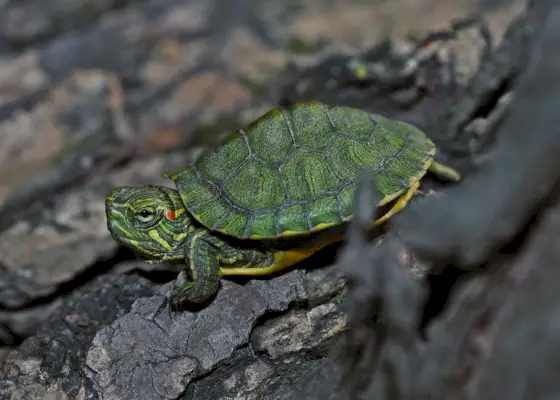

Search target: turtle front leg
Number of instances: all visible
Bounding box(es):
[170,231,221,308]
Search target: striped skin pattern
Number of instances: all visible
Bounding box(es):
[168,101,436,240]
[105,185,274,306]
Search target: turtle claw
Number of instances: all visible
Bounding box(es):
[156,271,187,318]
[159,289,174,318]
[153,291,174,322]
[167,271,190,312]
[164,295,173,319]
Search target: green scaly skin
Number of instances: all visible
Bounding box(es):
[105,185,274,308]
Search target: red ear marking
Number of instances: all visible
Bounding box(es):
[166,210,176,221]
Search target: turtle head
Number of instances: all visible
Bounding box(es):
[105,185,193,262]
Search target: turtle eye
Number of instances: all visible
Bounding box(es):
[127,205,162,229]
[139,209,152,218]
[137,208,155,223]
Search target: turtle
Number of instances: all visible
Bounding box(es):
[105,101,460,309]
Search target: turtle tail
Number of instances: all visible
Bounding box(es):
[429,160,461,182]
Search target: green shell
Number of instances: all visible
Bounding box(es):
[167,101,435,239]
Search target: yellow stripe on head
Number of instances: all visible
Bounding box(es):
[173,232,190,242]
[113,221,136,239]
[148,229,172,251]
[128,239,143,251]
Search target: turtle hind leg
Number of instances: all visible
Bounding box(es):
[429,161,461,182]
[373,180,420,226]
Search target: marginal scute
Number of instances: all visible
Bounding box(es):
[394,120,429,144]
[177,180,218,206]
[309,196,341,227]
[196,131,250,183]
[386,152,426,184]
[252,211,278,237]
[279,204,309,233]
[213,208,248,237]
[166,164,198,181]
[172,102,436,239]
[193,197,231,228]
[375,169,408,197]
[338,185,356,220]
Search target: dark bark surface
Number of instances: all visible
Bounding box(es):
[3,0,557,399]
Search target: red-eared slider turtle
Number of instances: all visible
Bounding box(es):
[105,102,460,308]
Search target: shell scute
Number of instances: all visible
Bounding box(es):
[247,109,293,164]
